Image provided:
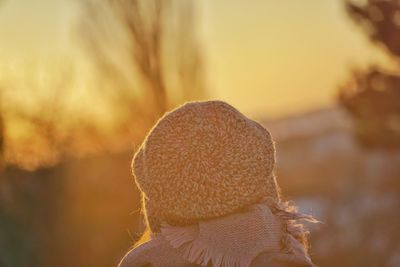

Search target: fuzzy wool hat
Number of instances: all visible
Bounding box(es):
[132,100,280,231]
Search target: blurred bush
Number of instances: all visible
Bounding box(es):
[339,68,400,148]
[325,2,400,265]
[339,0,400,149]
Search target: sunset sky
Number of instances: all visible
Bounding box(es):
[0,0,391,118]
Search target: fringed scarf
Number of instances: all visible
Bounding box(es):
[119,198,318,267]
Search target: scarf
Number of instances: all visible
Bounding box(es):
[119,198,318,267]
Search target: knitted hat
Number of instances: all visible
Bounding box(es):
[132,100,280,231]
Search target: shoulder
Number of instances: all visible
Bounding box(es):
[118,241,158,267]
[251,252,315,267]
[118,236,192,267]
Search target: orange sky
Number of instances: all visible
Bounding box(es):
[200,0,391,117]
[0,0,391,118]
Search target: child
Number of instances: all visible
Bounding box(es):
[119,101,317,267]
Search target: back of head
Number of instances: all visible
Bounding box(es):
[132,100,280,231]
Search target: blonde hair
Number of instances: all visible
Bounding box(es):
[133,227,151,248]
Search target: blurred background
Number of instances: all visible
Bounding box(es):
[0,0,399,266]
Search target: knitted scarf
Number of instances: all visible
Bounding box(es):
[119,198,318,267]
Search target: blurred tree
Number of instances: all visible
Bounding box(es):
[0,63,75,266]
[345,0,400,57]
[0,62,79,169]
[0,0,206,170]
[79,0,206,119]
[0,2,207,266]
[339,0,400,149]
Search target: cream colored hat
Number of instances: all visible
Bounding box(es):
[132,100,280,230]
